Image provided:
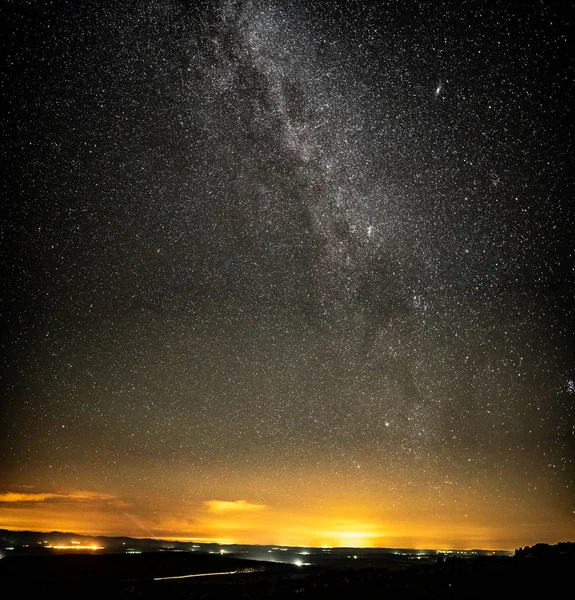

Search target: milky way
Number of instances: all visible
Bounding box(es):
[1,0,573,548]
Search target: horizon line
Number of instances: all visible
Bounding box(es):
[0,527,531,553]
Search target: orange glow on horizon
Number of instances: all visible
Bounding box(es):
[1,480,573,552]
[48,544,104,550]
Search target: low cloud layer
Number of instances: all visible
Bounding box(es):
[0,490,114,503]
[204,499,267,513]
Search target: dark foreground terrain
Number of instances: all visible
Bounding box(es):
[0,538,572,599]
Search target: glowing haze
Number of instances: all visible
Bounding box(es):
[1,483,570,550]
[1,0,573,551]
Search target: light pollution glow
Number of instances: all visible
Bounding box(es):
[47,544,104,550]
[1,479,572,551]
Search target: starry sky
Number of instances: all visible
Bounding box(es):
[1,0,573,550]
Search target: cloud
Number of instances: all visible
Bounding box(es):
[0,490,114,503]
[0,493,59,503]
[204,500,267,513]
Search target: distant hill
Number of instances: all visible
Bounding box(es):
[0,528,516,556]
[0,528,213,553]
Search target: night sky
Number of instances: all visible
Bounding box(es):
[1,0,573,550]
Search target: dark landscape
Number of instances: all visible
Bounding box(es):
[1,530,572,599]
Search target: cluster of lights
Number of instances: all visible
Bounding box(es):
[46,541,104,550]
[294,559,312,567]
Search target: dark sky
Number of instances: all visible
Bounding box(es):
[1,0,573,549]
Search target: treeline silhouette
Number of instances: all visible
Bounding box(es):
[515,541,575,560]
